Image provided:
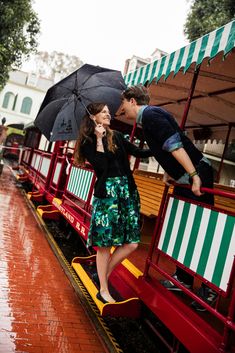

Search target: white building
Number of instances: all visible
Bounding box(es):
[123,48,168,76]
[0,70,54,126]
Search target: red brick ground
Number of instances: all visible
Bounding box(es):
[0,167,106,353]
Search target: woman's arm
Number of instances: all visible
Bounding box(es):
[119,133,152,158]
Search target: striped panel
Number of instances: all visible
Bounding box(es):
[40,157,50,177]
[67,166,94,203]
[124,20,235,87]
[158,197,235,292]
[30,153,36,168]
[34,154,41,171]
[23,150,30,164]
[52,162,62,184]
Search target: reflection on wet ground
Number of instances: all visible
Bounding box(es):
[0,166,105,353]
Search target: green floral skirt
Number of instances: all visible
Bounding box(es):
[87,176,141,248]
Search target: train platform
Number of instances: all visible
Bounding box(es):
[0,165,107,353]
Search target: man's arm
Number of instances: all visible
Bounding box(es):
[171,147,202,196]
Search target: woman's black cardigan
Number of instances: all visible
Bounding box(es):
[81,130,152,198]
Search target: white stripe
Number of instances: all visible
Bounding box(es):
[219,222,235,291]
[178,203,197,263]
[137,66,145,85]
[166,200,184,256]
[192,37,203,63]
[158,197,174,250]
[204,31,216,58]
[181,45,190,69]
[141,64,148,85]
[190,208,211,272]
[171,49,180,72]
[203,212,227,282]
[133,68,142,85]
[155,57,163,79]
[148,59,162,83]
[162,54,171,77]
[128,71,135,86]
[218,21,233,52]
[146,62,155,82]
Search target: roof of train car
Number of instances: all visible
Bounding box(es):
[118,20,235,142]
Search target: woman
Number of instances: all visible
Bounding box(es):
[74,102,152,304]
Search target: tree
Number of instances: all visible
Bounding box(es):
[0,0,40,89]
[184,0,235,41]
[34,51,83,81]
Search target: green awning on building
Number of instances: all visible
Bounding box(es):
[124,20,235,87]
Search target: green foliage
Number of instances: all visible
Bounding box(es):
[35,51,83,80]
[0,0,40,89]
[184,0,235,41]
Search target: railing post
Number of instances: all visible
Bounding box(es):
[45,141,64,190]
[143,184,169,278]
[180,67,200,130]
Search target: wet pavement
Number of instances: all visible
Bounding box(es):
[0,166,106,353]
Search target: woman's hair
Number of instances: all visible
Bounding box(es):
[74,102,117,165]
[121,84,150,105]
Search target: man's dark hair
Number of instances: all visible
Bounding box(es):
[122,85,150,105]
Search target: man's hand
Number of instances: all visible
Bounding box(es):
[191,174,203,196]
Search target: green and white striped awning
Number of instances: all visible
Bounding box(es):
[124,20,235,87]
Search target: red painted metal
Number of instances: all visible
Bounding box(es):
[130,121,137,143]
[52,198,90,240]
[143,184,169,277]
[141,189,235,351]
[180,68,200,129]
[136,277,223,353]
[45,141,64,189]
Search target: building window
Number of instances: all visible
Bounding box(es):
[2,92,15,109]
[20,97,32,114]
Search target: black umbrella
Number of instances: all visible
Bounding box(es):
[34,64,126,141]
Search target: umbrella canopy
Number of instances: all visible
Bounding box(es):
[121,20,235,142]
[34,64,126,141]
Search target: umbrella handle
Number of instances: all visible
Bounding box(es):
[88,112,106,136]
[94,123,106,137]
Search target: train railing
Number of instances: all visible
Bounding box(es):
[65,166,94,204]
[62,164,96,214]
[21,147,32,166]
[47,153,68,198]
[21,149,51,190]
[50,164,96,243]
[143,186,235,351]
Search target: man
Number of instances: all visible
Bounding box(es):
[121,85,216,311]
[0,117,7,145]
[0,117,7,163]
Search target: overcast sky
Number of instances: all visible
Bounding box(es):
[23,0,191,73]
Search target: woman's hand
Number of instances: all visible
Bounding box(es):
[94,124,106,138]
[191,174,203,196]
